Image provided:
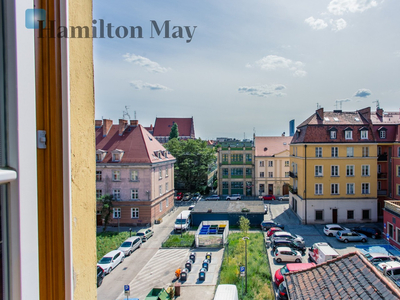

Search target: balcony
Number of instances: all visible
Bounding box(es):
[378,190,387,196]
[291,188,298,195]
[289,171,298,178]
[378,172,387,179]
[385,201,400,215]
[378,153,388,161]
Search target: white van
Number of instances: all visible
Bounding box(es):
[308,242,339,264]
[213,284,238,300]
[174,210,191,232]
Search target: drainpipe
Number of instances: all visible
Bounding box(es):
[304,145,307,225]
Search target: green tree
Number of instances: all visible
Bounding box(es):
[164,138,216,192]
[99,194,114,232]
[169,122,179,140]
[239,216,250,237]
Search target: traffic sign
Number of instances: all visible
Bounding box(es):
[124,285,130,297]
[240,266,245,273]
[387,233,390,239]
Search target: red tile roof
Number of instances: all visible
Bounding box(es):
[284,251,400,300]
[96,123,175,164]
[152,117,195,138]
[254,136,292,156]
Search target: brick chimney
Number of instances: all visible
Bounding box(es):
[119,119,128,136]
[130,120,139,126]
[95,120,102,127]
[103,119,113,137]
[316,107,324,120]
[376,107,383,118]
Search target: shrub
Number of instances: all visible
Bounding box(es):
[162,232,194,248]
[96,231,132,261]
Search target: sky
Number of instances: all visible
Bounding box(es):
[93,0,400,140]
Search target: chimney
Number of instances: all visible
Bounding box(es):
[150,124,153,130]
[316,107,324,120]
[376,107,383,118]
[130,120,139,127]
[119,119,128,136]
[95,120,102,127]
[103,119,113,137]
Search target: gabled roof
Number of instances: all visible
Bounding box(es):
[96,124,175,164]
[284,251,400,300]
[254,136,291,157]
[152,117,195,138]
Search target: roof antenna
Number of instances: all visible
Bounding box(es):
[317,103,321,109]
[372,100,380,109]
[123,106,131,120]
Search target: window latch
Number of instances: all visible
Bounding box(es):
[37,130,47,149]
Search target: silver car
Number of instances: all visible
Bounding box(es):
[336,230,367,243]
[118,236,142,256]
[271,231,304,244]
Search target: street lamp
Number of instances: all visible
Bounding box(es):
[242,236,249,294]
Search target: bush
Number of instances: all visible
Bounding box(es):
[162,232,194,248]
[219,232,274,300]
[96,231,133,261]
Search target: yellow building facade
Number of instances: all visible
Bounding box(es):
[290,108,378,224]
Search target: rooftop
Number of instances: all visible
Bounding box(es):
[254,136,292,157]
[152,117,195,137]
[192,201,264,214]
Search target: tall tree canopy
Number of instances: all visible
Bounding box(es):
[164,139,216,192]
[169,122,179,140]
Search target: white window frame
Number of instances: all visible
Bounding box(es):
[159,168,162,179]
[165,182,169,192]
[96,170,102,181]
[346,147,354,157]
[362,147,369,157]
[315,147,322,158]
[346,183,354,195]
[379,130,386,139]
[113,170,120,181]
[260,172,264,178]
[113,208,121,219]
[159,202,162,212]
[330,131,337,139]
[96,189,102,199]
[259,161,264,167]
[165,166,169,177]
[346,165,354,176]
[166,198,169,207]
[131,189,139,199]
[315,166,323,177]
[268,161,273,167]
[345,130,352,140]
[159,185,162,196]
[285,161,289,167]
[361,165,370,176]
[315,184,323,195]
[268,172,273,178]
[360,130,368,139]
[331,147,338,158]
[130,170,138,181]
[131,208,139,219]
[113,189,121,200]
[331,183,339,195]
[361,183,370,194]
[331,165,339,177]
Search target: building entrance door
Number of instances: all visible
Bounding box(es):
[332,209,338,223]
[268,184,273,195]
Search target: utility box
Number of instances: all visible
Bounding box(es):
[195,221,229,248]
[144,288,170,300]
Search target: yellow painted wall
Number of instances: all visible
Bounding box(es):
[69,0,97,298]
[291,144,377,199]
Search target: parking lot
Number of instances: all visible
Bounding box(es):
[264,200,391,297]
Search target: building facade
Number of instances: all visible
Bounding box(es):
[152,117,195,143]
[290,107,378,224]
[96,119,176,226]
[217,141,255,196]
[254,136,292,197]
[383,200,400,251]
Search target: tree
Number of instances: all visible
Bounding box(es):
[169,122,179,140]
[99,194,114,232]
[239,216,250,237]
[164,138,216,192]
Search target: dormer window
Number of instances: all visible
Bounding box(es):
[96,149,107,162]
[111,149,124,162]
[359,127,368,140]
[344,128,353,140]
[378,127,387,139]
[328,127,337,139]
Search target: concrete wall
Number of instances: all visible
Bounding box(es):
[69,0,96,297]
[192,213,263,227]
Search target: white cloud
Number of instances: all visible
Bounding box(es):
[130,80,172,91]
[354,88,371,97]
[249,55,307,77]
[327,0,380,15]
[305,17,328,30]
[123,53,168,73]
[331,18,347,31]
[238,84,287,97]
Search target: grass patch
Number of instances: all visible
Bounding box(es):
[162,232,195,248]
[219,232,274,300]
[96,231,135,261]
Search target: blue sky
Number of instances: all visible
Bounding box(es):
[93,0,400,140]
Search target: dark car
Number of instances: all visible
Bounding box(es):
[192,192,202,201]
[272,239,306,254]
[97,266,105,287]
[278,281,288,300]
[261,221,284,231]
[182,193,192,201]
[351,226,382,239]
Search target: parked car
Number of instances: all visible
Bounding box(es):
[205,195,220,200]
[176,192,183,201]
[266,227,283,237]
[278,194,289,201]
[274,263,316,286]
[336,230,367,243]
[97,250,125,274]
[192,192,202,201]
[188,204,195,210]
[261,221,284,231]
[226,194,241,200]
[351,226,382,239]
[377,261,400,280]
[271,231,304,244]
[274,246,302,263]
[308,242,339,264]
[137,228,154,242]
[118,236,142,256]
[272,239,306,254]
[323,224,349,237]
[97,266,105,287]
[364,252,394,265]
[262,195,276,200]
[277,281,288,300]
[182,193,192,201]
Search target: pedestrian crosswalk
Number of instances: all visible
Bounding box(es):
[116,248,189,300]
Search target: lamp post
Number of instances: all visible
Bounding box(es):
[242,236,249,294]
